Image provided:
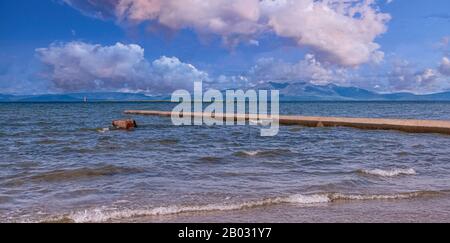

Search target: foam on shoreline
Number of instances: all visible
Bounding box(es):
[47,190,443,223]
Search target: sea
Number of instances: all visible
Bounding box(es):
[0,101,449,223]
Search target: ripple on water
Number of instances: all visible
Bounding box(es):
[36,139,61,145]
[157,139,180,145]
[0,195,13,204]
[2,165,144,186]
[60,147,95,154]
[198,156,223,163]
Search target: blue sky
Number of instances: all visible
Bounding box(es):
[0,0,449,94]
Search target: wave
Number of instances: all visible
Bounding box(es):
[235,150,261,156]
[157,139,179,145]
[28,165,143,183]
[3,165,139,187]
[97,127,110,133]
[50,190,444,223]
[329,191,436,201]
[37,139,61,145]
[358,168,416,177]
[198,156,223,163]
[234,149,292,157]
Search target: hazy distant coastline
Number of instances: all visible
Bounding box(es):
[2,83,450,102]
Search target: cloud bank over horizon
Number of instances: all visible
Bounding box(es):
[35,40,450,94]
[37,41,340,93]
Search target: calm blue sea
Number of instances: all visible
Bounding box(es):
[0,102,449,222]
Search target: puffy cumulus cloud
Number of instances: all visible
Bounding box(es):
[213,75,253,90]
[260,0,390,66]
[248,54,347,85]
[383,36,450,92]
[435,36,450,76]
[150,56,209,92]
[415,68,440,87]
[120,0,261,38]
[36,42,148,91]
[63,0,390,66]
[386,60,448,93]
[36,42,208,94]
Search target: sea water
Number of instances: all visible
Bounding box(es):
[0,102,449,222]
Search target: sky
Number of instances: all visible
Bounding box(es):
[0,0,449,95]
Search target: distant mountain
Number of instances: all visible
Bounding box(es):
[419,92,450,101]
[0,94,15,101]
[68,92,161,101]
[17,94,81,102]
[0,92,161,102]
[262,82,450,101]
[1,85,450,102]
[261,82,383,101]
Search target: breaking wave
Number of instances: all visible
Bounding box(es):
[97,127,110,133]
[49,190,443,223]
[235,150,261,156]
[358,168,416,177]
[234,149,292,157]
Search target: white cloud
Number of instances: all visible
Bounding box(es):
[386,60,448,93]
[36,42,208,94]
[415,68,439,86]
[248,39,260,46]
[151,56,209,92]
[439,57,450,76]
[260,0,390,66]
[248,54,347,85]
[64,0,390,67]
[110,0,262,46]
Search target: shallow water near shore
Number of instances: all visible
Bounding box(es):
[0,102,449,222]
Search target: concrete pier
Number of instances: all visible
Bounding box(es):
[124,110,450,135]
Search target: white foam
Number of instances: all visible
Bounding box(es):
[58,191,435,223]
[97,128,110,133]
[330,192,422,201]
[242,150,260,156]
[359,168,416,177]
[284,194,331,204]
[65,194,330,223]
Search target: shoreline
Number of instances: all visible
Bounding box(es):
[49,193,449,223]
[128,195,450,223]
